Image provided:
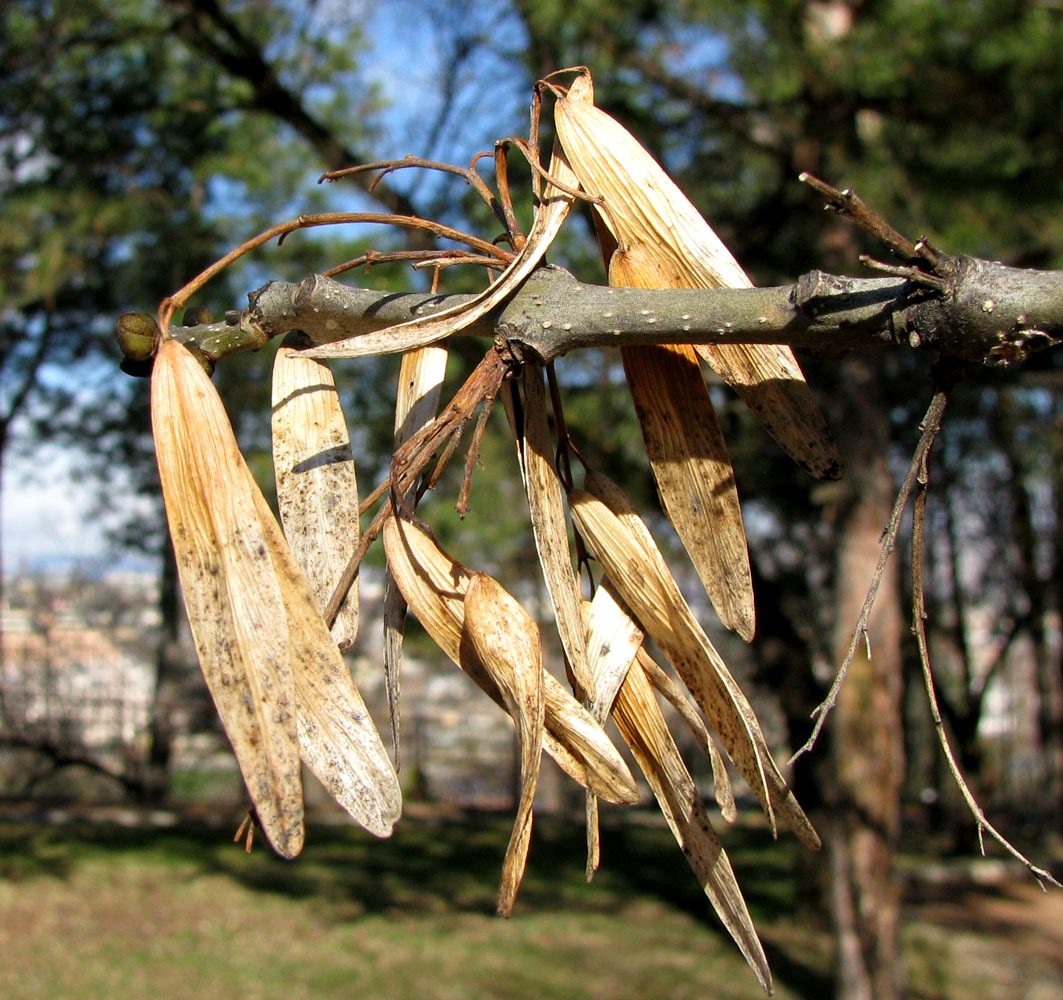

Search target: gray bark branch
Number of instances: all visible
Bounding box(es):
[144,254,1063,370]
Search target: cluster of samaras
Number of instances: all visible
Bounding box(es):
[150,68,842,992]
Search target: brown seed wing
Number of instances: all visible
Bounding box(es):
[271,344,360,648]
[381,516,637,804]
[153,338,303,858]
[554,91,840,480]
[464,573,545,916]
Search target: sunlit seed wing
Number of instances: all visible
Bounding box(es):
[271,342,360,649]
[553,83,841,481]
[381,515,637,805]
[464,573,545,916]
[581,580,644,879]
[612,246,755,640]
[517,364,593,688]
[584,578,644,726]
[612,653,772,993]
[153,338,303,858]
[569,472,820,849]
[636,648,737,824]
[250,488,401,838]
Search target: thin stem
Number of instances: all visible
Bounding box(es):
[323,249,509,279]
[158,211,510,333]
[493,141,526,250]
[911,426,1060,889]
[800,173,922,263]
[790,389,951,763]
[321,154,505,234]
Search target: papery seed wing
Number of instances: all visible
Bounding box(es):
[584,578,643,726]
[613,654,772,993]
[613,246,755,640]
[271,341,360,648]
[382,515,637,804]
[553,87,841,480]
[581,580,643,879]
[518,364,593,685]
[251,489,401,838]
[570,473,819,849]
[637,649,737,824]
[153,338,303,858]
[464,573,545,916]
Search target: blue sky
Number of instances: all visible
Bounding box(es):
[0,2,737,574]
[0,1,532,573]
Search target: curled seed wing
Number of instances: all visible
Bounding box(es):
[304,110,582,361]
[464,573,545,916]
[382,515,637,804]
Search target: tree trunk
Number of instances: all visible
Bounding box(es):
[827,354,906,1000]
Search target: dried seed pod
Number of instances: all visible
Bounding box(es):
[381,515,638,805]
[553,76,841,482]
[635,648,737,824]
[577,590,768,989]
[154,339,399,856]
[569,471,819,850]
[271,339,360,649]
[464,573,545,916]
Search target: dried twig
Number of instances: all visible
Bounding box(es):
[158,211,509,333]
[321,154,513,245]
[323,248,508,279]
[910,416,1061,889]
[791,387,952,763]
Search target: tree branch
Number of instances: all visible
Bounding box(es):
[124,255,1063,371]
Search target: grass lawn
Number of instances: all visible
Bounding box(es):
[0,808,1059,1000]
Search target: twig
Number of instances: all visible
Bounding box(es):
[492,141,527,250]
[389,349,514,519]
[910,420,1061,889]
[321,154,511,243]
[323,498,393,629]
[800,173,956,284]
[323,249,508,279]
[157,211,511,333]
[790,388,951,763]
[858,254,950,293]
[800,173,922,263]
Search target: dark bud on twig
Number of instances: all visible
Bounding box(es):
[116,312,160,377]
[182,306,216,327]
[116,311,159,361]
